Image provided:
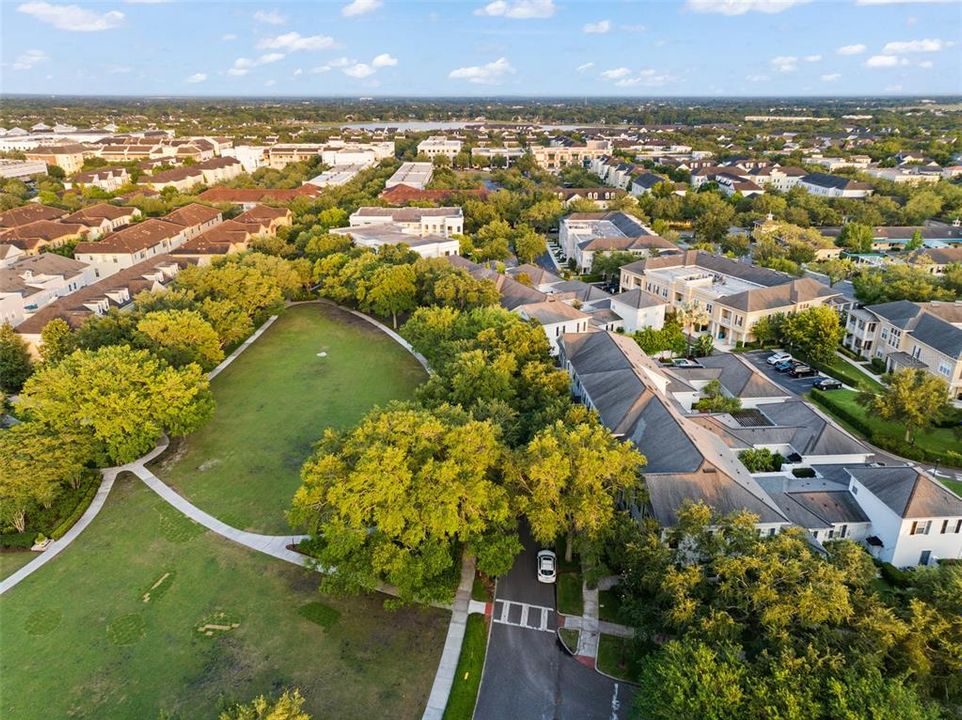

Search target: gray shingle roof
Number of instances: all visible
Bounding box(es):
[910,312,962,359]
[849,466,962,518]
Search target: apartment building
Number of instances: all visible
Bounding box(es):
[61,204,140,239]
[320,141,394,167]
[143,166,205,193]
[25,144,88,174]
[416,136,462,159]
[65,166,130,192]
[471,146,525,166]
[531,139,613,171]
[348,206,463,237]
[331,223,460,259]
[619,251,839,347]
[0,220,92,255]
[844,300,962,400]
[74,218,187,277]
[799,172,873,198]
[0,253,96,327]
[559,211,677,272]
[0,204,67,229]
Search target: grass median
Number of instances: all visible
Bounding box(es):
[442,613,488,720]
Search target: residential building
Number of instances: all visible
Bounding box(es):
[0,244,25,268]
[195,156,244,185]
[163,203,223,239]
[320,141,394,167]
[331,223,460,259]
[235,204,292,234]
[304,164,368,188]
[0,253,96,327]
[266,144,325,169]
[531,139,613,171]
[222,145,268,172]
[0,159,48,180]
[170,221,258,264]
[0,220,91,255]
[843,300,962,399]
[196,185,320,209]
[553,187,626,208]
[74,218,187,277]
[386,161,434,189]
[559,211,677,272]
[799,172,873,198]
[619,251,840,347]
[348,206,463,237]
[0,204,66,229]
[416,136,462,159]
[630,172,668,196]
[64,166,130,192]
[16,254,187,353]
[25,144,87,174]
[609,288,668,333]
[62,204,140,239]
[747,165,807,192]
[471,146,525,165]
[142,166,205,192]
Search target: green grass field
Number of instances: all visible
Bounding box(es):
[0,551,37,581]
[597,634,642,683]
[0,473,447,720]
[149,303,426,534]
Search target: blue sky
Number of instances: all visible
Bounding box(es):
[1,0,960,97]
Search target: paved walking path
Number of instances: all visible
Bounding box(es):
[208,314,278,380]
[575,581,601,658]
[421,555,476,720]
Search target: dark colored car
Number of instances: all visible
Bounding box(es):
[789,364,817,378]
[774,360,795,373]
[813,377,843,391]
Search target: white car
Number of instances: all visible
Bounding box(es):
[536,550,557,584]
[766,351,791,366]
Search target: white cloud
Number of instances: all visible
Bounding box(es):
[918,60,934,68]
[600,67,632,80]
[257,32,336,52]
[310,66,332,74]
[583,19,611,34]
[228,53,285,76]
[265,79,276,86]
[821,72,842,81]
[837,43,866,55]
[222,33,237,41]
[18,2,124,31]
[804,54,821,62]
[342,0,382,16]
[474,0,555,19]
[611,68,673,87]
[746,73,770,82]
[686,0,809,15]
[124,0,167,3]
[293,67,303,76]
[576,62,594,72]
[882,38,953,53]
[186,72,207,83]
[253,9,285,25]
[12,49,49,70]
[621,23,647,32]
[857,0,954,5]
[448,57,516,84]
[343,63,376,78]
[865,54,908,67]
[771,55,798,72]
[371,53,398,67]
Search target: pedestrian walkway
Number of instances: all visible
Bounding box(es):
[421,555,476,720]
[575,581,601,658]
[492,599,556,633]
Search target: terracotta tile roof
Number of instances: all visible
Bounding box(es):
[197,186,320,204]
[0,204,66,228]
[164,203,222,228]
[0,220,89,243]
[62,203,138,224]
[74,218,183,255]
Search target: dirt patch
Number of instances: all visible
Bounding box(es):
[197,459,221,472]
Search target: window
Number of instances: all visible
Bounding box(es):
[955,520,962,534]
[920,550,932,566]
[941,520,949,534]
[912,345,922,359]
[840,524,848,538]
[851,485,858,495]
[910,520,931,535]
[938,362,952,377]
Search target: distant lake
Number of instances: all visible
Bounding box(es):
[340,121,584,131]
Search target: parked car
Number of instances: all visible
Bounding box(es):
[536,550,557,584]
[774,360,796,373]
[789,364,817,378]
[766,351,791,365]
[813,377,843,391]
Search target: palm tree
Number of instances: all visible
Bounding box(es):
[677,301,710,357]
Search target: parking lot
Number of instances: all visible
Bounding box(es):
[741,350,844,397]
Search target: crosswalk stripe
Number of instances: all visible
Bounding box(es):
[492,600,556,633]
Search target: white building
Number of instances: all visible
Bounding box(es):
[320,140,394,167]
[417,136,462,159]
[609,288,668,333]
[559,211,678,272]
[0,253,96,327]
[349,206,463,237]
[799,172,873,198]
[385,161,433,190]
[331,224,460,259]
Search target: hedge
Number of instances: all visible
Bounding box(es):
[50,477,100,541]
[0,532,37,550]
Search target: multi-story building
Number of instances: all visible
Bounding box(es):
[559,211,677,272]
[0,220,92,255]
[531,139,612,171]
[348,206,463,237]
[619,250,840,347]
[320,141,394,167]
[64,166,130,192]
[74,218,188,277]
[385,161,433,190]
[331,223,461,260]
[416,136,462,159]
[843,300,962,400]
[25,143,88,174]
[799,172,873,198]
[62,204,140,239]
[0,253,96,327]
[470,146,525,166]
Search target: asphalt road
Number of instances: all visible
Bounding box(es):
[474,529,635,720]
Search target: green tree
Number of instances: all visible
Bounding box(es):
[811,258,855,288]
[858,369,949,443]
[905,229,925,252]
[218,689,311,720]
[19,345,214,465]
[135,309,224,371]
[176,260,284,319]
[290,403,520,604]
[361,263,418,329]
[738,447,785,473]
[837,223,874,254]
[520,198,565,232]
[470,219,513,262]
[512,224,547,264]
[0,322,33,393]
[518,406,645,561]
[693,379,741,413]
[0,422,93,532]
[38,318,75,366]
[592,251,638,283]
[692,195,736,243]
[780,306,843,365]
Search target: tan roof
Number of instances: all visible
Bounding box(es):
[148,166,204,184]
[0,220,88,243]
[75,218,183,255]
[197,186,320,203]
[164,203,222,228]
[235,204,290,222]
[0,204,66,228]
[26,144,86,156]
[62,203,138,224]
[724,277,839,312]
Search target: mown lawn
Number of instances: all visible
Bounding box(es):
[0,474,447,720]
[149,303,426,534]
[0,551,37,581]
[442,613,488,720]
[810,389,961,464]
[597,634,642,683]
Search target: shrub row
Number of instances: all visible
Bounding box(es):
[0,532,37,549]
[50,476,100,541]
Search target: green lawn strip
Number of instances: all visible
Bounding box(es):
[597,588,624,624]
[556,572,584,616]
[471,574,493,603]
[558,628,579,653]
[809,389,961,465]
[149,303,426,534]
[0,473,447,720]
[596,634,642,683]
[939,477,962,497]
[441,614,488,720]
[797,351,885,393]
[0,552,37,581]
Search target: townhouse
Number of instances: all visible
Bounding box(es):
[799,172,873,198]
[305,164,368,188]
[320,141,394,167]
[553,187,626,208]
[64,166,130,192]
[62,204,140,239]
[196,185,320,209]
[74,218,187,277]
[0,220,91,255]
[0,253,96,327]
[25,144,88,174]
[0,159,48,180]
[0,204,66,228]
[619,251,840,347]
[164,203,224,239]
[471,146,525,166]
[194,156,244,185]
[559,211,678,272]
[844,300,962,400]
[142,166,205,193]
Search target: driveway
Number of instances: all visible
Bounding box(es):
[474,528,635,720]
[740,350,832,397]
